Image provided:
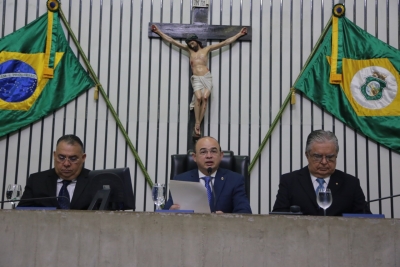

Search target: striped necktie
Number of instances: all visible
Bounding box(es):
[202,176,212,208]
[58,180,72,209]
[315,178,325,195]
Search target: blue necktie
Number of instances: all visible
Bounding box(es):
[58,180,72,209]
[316,178,325,195]
[202,176,212,208]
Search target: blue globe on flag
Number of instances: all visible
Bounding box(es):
[0,60,37,103]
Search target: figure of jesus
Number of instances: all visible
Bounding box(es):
[151,25,247,138]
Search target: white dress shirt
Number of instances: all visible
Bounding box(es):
[198,170,217,192]
[56,178,77,200]
[310,174,330,192]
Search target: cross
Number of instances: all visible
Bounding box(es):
[149,7,252,151]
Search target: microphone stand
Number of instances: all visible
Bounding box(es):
[368,194,400,203]
[364,194,400,214]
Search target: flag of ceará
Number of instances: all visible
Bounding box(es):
[0,3,94,137]
[293,4,400,152]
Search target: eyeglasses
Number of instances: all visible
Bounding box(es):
[55,154,80,164]
[197,148,219,156]
[308,153,337,163]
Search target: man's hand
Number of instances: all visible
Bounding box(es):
[240,27,247,36]
[170,204,180,210]
[151,24,159,33]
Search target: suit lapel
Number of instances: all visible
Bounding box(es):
[213,168,227,203]
[327,170,342,195]
[70,169,90,207]
[190,169,200,182]
[298,167,319,208]
[47,169,59,207]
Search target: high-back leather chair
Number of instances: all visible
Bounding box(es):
[170,150,250,198]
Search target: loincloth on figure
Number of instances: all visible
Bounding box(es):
[189,71,213,110]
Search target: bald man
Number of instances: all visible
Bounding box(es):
[164,136,252,214]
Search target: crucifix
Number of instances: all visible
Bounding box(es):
[148,6,252,151]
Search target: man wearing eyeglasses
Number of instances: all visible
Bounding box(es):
[164,136,252,214]
[18,134,92,209]
[272,129,371,216]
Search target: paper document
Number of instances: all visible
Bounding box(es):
[169,180,211,213]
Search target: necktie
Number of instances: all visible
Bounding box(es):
[58,180,72,209]
[315,178,325,195]
[202,176,212,208]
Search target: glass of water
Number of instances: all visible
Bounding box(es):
[6,184,22,209]
[316,188,332,216]
[152,183,165,210]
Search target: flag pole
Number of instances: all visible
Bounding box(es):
[248,16,333,173]
[57,7,154,187]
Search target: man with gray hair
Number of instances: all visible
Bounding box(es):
[272,129,371,216]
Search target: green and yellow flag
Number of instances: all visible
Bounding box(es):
[294,4,400,152]
[0,3,94,137]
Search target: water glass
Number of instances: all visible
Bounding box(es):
[316,188,332,216]
[152,183,165,210]
[6,184,22,209]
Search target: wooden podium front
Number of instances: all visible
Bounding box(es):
[0,210,398,266]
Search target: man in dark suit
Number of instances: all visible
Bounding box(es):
[272,130,371,216]
[18,134,92,210]
[164,136,252,214]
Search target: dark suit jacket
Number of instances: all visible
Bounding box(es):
[18,168,92,210]
[272,166,371,216]
[164,168,252,214]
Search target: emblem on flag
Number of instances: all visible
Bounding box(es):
[350,67,397,110]
[0,60,38,103]
[294,5,400,152]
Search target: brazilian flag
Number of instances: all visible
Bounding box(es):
[0,4,94,137]
[294,4,400,153]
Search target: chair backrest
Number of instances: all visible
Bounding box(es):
[170,150,250,198]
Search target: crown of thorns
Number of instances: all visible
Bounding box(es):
[185,34,201,45]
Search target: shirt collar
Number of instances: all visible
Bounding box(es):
[310,173,330,185]
[57,178,77,183]
[198,169,217,178]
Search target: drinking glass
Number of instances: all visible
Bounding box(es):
[6,184,22,209]
[152,183,166,210]
[316,188,332,216]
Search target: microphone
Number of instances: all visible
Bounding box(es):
[368,194,400,203]
[207,167,217,212]
[363,194,400,214]
[290,205,301,213]
[0,196,69,204]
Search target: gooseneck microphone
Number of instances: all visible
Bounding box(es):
[207,167,217,211]
[363,194,400,213]
[368,194,400,203]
